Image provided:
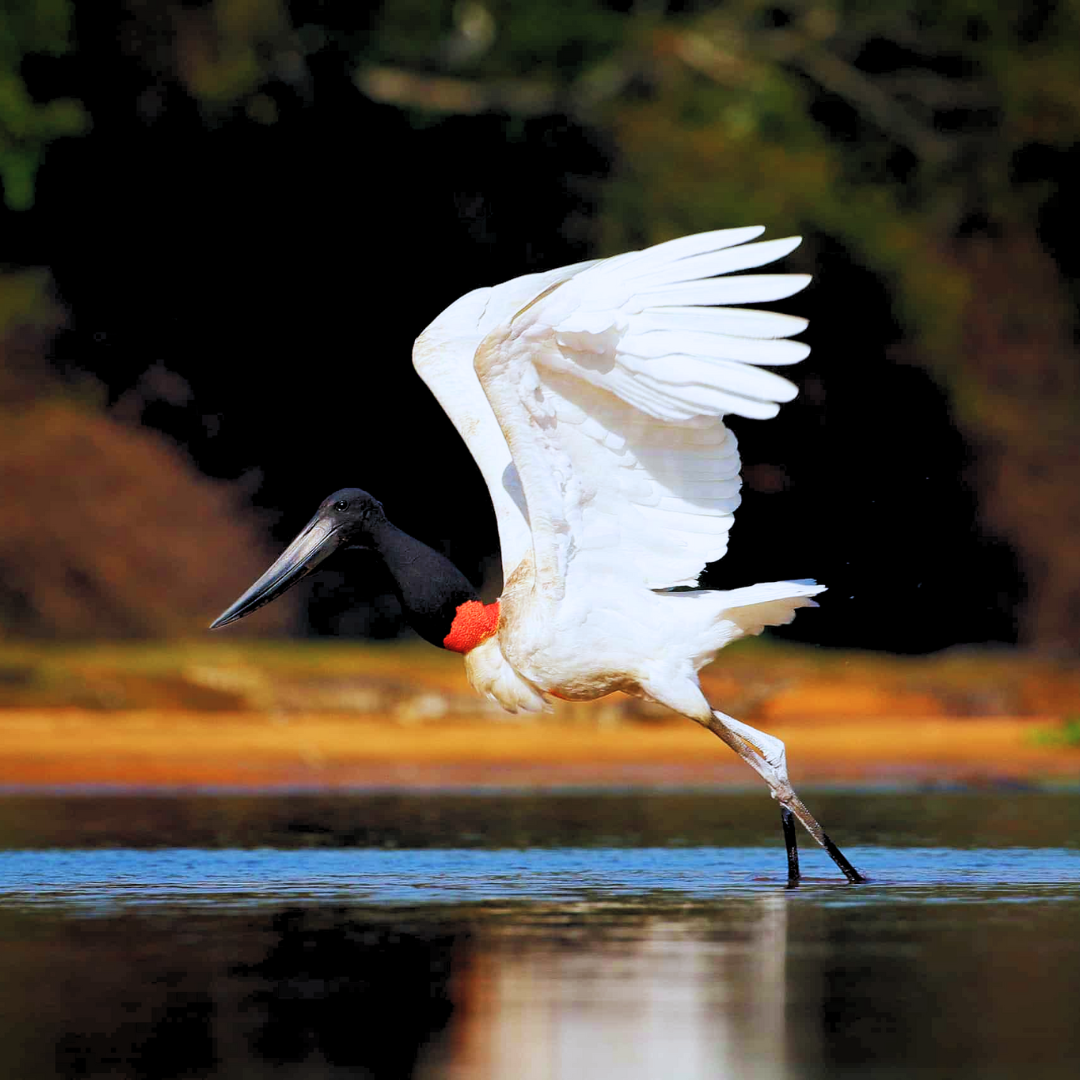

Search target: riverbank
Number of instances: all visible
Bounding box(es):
[1,640,1076,789]
[0,709,1074,789]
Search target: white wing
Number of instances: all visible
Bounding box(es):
[413,259,598,584]
[469,228,811,597]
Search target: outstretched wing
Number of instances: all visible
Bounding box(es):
[472,228,811,597]
[413,260,599,585]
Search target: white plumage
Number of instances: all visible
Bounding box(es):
[414,226,863,883]
[414,226,818,699]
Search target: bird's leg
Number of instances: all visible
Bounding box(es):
[780,806,800,886]
[703,710,864,884]
[643,681,863,883]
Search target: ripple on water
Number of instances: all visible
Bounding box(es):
[0,846,1078,910]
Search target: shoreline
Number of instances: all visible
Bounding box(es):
[1,709,1077,790]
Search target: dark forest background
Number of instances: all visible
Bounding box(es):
[2,0,1079,653]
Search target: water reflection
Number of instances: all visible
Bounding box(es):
[2,789,1079,851]
[233,909,461,1078]
[443,896,794,1080]
[2,872,1080,1078]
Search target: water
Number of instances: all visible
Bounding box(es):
[2,846,1079,908]
[1,790,1079,1079]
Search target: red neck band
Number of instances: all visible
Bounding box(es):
[443,600,501,654]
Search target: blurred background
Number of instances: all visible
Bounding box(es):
[2,0,1079,655]
[4,13,1079,1074]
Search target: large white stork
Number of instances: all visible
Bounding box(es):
[213,227,864,884]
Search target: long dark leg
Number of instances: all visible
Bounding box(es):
[706,710,864,884]
[781,806,800,885]
[816,827,864,884]
[645,682,864,883]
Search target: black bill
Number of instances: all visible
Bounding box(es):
[210,515,341,629]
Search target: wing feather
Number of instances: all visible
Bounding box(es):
[620,330,809,365]
[637,307,808,339]
[587,226,766,280]
[633,273,810,308]
[412,261,598,584]
[472,230,811,593]
[624,236,802,288]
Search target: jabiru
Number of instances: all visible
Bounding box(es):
[212,227,864,884]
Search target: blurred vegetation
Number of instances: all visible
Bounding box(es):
[0,638,464,712]
[0,267,293,638]
[1,636,1078,722]
[114,0,302,118]
[1030,717,1080,749]
[2,1,1080,647]
[0,398,296,637]
[0,0,87,210]
[359,1,1080,650]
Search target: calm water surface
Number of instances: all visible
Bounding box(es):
[1,790,1078,1079]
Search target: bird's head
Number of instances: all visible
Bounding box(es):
[314,487,385,548]
[209,487,384,629]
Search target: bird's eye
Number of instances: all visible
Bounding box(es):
[334,500,349,512]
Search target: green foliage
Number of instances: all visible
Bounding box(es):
[0,266,67,403]
[597,1,1079,345]
[1029,718,1080,749]
[1,0,1079,645]
[369,0,627,78]
[0,0,306,200]
[0,266,61,335]
[0,0,88,209]
[357,0,1080,383]
[366,0,457,68]
[174,0,296,110]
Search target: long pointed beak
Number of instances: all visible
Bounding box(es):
[210,515,341,629]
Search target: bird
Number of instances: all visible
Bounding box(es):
[211,226,863,884]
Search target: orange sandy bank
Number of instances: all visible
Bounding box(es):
[1,709,1077,789]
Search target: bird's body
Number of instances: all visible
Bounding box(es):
[213,227,864,883]
[467,575,821,712]
[415,227,823,710]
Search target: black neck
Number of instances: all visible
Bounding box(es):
[368,520,479,647]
